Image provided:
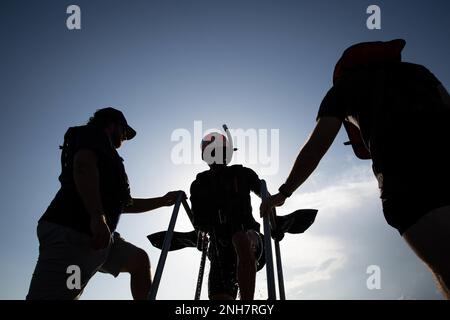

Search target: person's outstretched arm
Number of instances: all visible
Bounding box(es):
[123,191,185,214]
[260,117,342,216]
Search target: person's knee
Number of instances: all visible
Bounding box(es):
[232,232,250,252]
[232,232,255,266]
[240,248,256,266]
[126,248,150,275]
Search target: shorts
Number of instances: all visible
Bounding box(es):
[377,167,450,235]
[26,221,140,300]
[382,191,450,235]
[374,116,450,235]
[207,230,264,299]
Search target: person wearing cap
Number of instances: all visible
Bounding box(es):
[190,132,266,300]
[27,107,184,300]
[260,39,450,299]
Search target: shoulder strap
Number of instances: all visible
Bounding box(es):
[59,127,76,170]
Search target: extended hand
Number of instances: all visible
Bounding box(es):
[162,190,186,206]
[260,192,287,218]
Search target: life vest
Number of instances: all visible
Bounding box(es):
[333,39,406,160]
[190,165,260,233]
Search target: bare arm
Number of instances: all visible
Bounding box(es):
[73,149,104,220]
[73,149,110,249]
[283,117,342,194]
[123,191,186,214]
[260,117,342,216]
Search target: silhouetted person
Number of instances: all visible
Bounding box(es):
[27,107,183,300]
[261,39,450,299]
[190,132,265,300]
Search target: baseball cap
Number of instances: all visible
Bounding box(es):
[93,107,136,140]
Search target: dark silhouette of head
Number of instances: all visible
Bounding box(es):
[333,39,406,85]
[201,132,233,167]
[88,107,136,149]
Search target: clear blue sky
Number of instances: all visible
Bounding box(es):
[1,0,449,299]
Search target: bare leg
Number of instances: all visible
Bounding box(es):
[121,248,152,300]
[403,205,450,299]
[232,231,257,300]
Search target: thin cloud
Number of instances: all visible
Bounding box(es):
[282,234,347,298]
[283,165,378,217]
[268,165,379,299]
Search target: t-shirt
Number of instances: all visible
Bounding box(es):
[317,62,450,233]
[316,62,449,177]
[190,165,261,237]
[40,125,132,234]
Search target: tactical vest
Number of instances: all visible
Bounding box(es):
[59,125,132,230]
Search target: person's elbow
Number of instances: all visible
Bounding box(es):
[297,141,327,167]
[122,199,136,213]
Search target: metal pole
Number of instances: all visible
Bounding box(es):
[148,193,183,300]
[268,206,286,300]
[194,233,208,300]
[182,198,195,225]
[274,240,286,300]
[260,180,276,300]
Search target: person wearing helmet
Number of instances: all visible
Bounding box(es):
[190,132,265,300]
[27,107,184,300]
[261,39,450,299]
